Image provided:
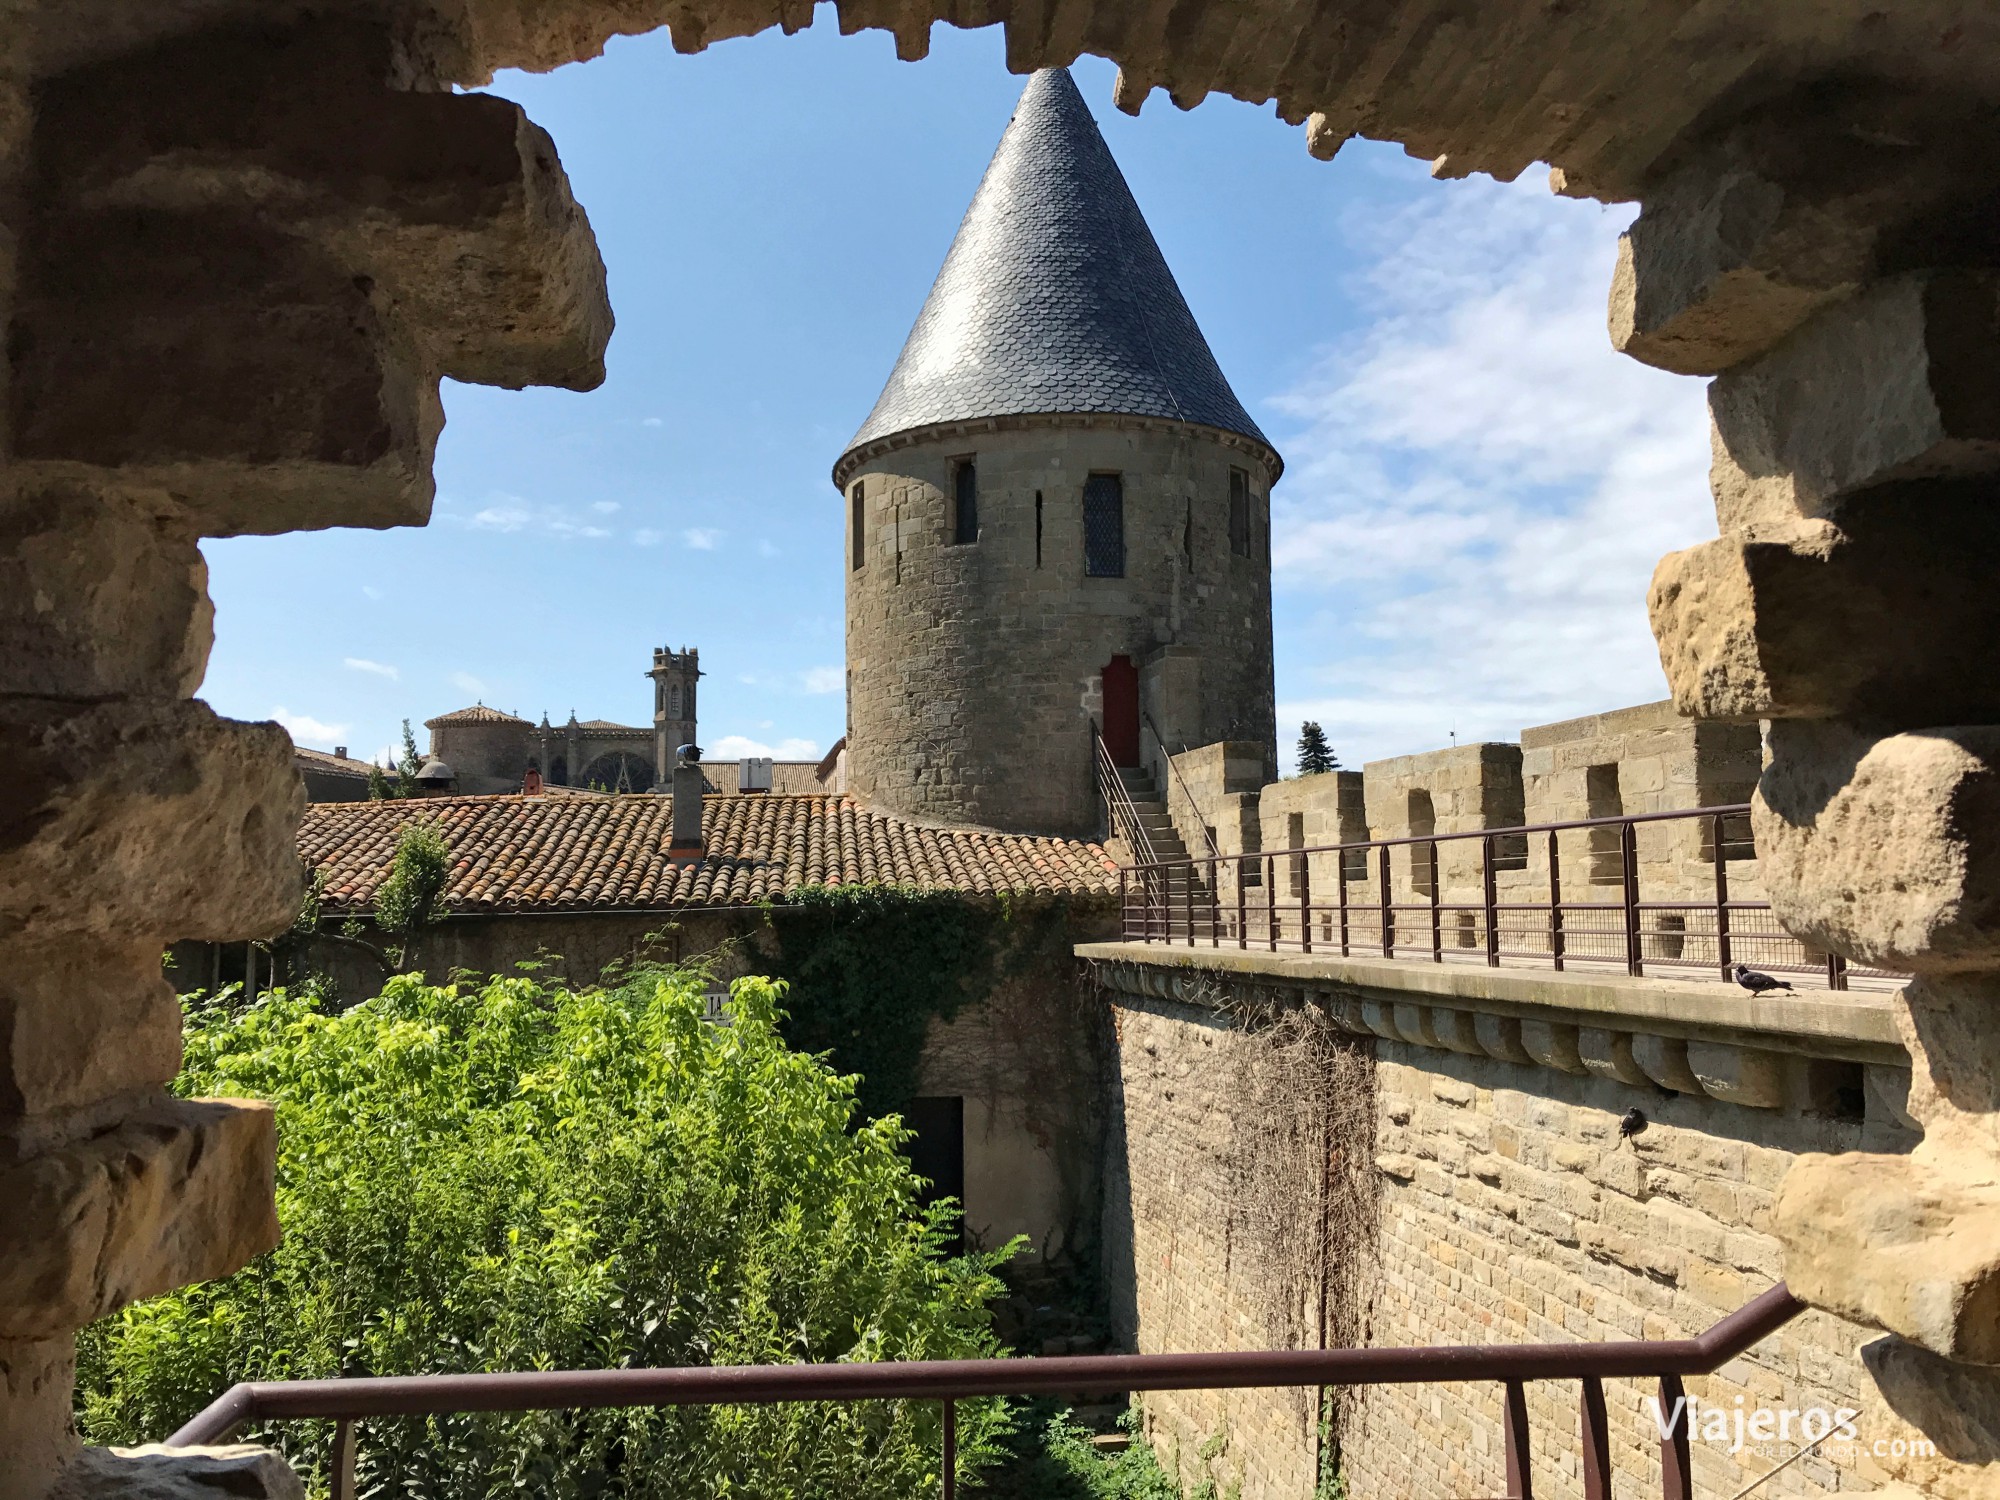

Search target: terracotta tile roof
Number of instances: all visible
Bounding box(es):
[294,746,374,777]
[425,704,529,727]
[301,793,1118,913]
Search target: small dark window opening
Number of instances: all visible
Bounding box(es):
[850,482,865,570]
[1034,491,1043,567]
[952,459,978,545]
[1228,468,1252,557]
[1183,501,1194,569]
[1084,473,1125,577]
[1287,811,1307,897]
[903,1096,966,1253]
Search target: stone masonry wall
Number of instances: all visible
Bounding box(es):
[1101,993,1330,1499]
[844,421,1277,839]
[1102,977,1926,1500]
[1350,1042,1913,1500]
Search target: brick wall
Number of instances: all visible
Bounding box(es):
[1101,975,1918,1500]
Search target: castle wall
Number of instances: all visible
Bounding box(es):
[1090,947,1921,1500]
[844,420,1276,839]
[429,720,534,794]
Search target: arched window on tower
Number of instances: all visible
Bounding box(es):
[668,684,682,718]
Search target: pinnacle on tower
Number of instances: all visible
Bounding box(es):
[837,68,1277,479]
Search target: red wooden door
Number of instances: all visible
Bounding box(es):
[1102,654,1140,766]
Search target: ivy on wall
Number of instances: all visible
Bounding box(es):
[754,884,1099,1119]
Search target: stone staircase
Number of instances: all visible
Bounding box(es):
[1108,767,1216,937]
[1114,765,1190,866]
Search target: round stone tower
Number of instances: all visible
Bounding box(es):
[833,68,1281,839]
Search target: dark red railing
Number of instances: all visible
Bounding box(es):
[165,1285,1804,1500]
[1118,804,1882,990]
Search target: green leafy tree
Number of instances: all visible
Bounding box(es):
[76,968,1018,1498]
[373,819,452,970]
[1296,722,1338,777]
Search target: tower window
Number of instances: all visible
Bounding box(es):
[1228,467,1252,557]
[850,481,866,570]
[1034,491,1043,568]
[668,684,681,718]
[952,459,978,545]
[1183,501,1194,569]
[1083,473,1124,578]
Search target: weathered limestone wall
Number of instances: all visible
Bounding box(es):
[1100,993,1330,1499]
[1091,946,1934,1500]
[844,422,1277,839]
[0,13,611,1494]
[1522,700,1766,904]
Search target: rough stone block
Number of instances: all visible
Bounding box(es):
[1579,1028,1648,1088]
[52,1445,305,1500]
[0,940,183,1119]
[1472,1012,1534,1066]
[1754,722,2000,972]
[1861,1336,2000,1476]
[1649,492,2000,726]
[1781,1149,2000,1366]
[0,483,210,699]
[1631,1034,1703,1095]
[1684,1042,1787,1109]
[12,214,444,538]
[1710,271,2000,529]
[0,698,302,941]
[1519,1020,1586,1075]
[0,1098,278,1339]
[0,1338,77,1500]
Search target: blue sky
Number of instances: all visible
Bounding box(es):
[200,13,1716,774]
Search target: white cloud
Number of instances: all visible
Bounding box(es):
[451,671,488,697]
[361,585,383,601]
[683,527,723,551]
[709,734,821,761]
[633,528,665,546]
[343,657,399,680]
[591,501,621,514]
[272,708,349,748]
[439,491,614,543]
[642,417,664,428]
[468,502,530,532]
[801,665,844,695]
[757,539,781,558]
[1265,172,1713,771]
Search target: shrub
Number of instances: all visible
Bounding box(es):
[76,967,1017,1499]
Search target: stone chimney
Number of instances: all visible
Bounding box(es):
[667,744,705,863]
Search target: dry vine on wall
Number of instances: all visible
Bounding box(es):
[1222,994,1379,1487]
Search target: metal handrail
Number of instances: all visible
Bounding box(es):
[1115,803,1868,988]
[1092,722,1157,868]
[1141,711,1221,860]
[164,1285,1805,1500]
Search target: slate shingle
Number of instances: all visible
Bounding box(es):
[836,68,1279,473]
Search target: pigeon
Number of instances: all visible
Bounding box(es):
[1732,963,1795,995]
[1619,1108,1648,1140]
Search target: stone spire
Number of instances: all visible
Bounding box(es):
[838,68,1276,475]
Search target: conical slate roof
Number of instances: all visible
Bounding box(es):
[837,69,1278,477]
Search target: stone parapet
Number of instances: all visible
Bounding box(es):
[1080,941,1910,1121]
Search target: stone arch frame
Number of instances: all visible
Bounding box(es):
[6,6,2000,1497]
